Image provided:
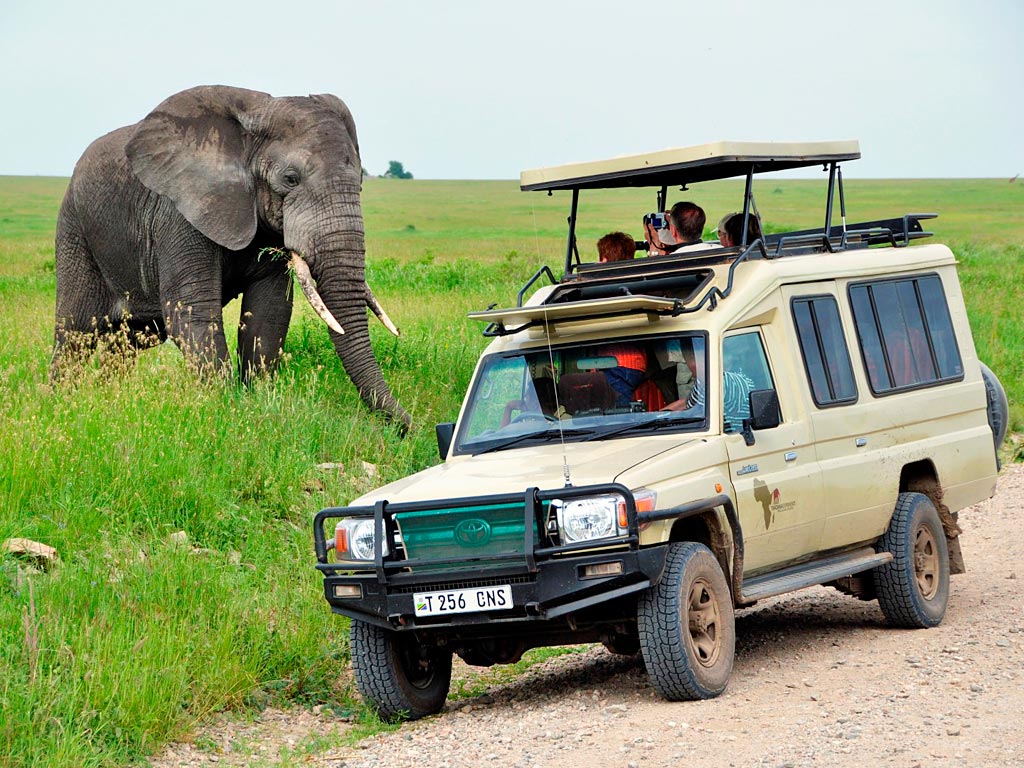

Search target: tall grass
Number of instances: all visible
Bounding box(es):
[0,173,1021,766]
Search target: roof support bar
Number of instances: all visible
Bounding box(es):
[741,164,754,246]
[838,165,847,237]
[564,188,580,276]
[824,162,837,238]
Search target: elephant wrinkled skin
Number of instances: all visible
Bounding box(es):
[53,85,410,430]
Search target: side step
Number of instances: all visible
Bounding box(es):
[739,547,893,603]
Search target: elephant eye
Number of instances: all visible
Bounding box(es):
[282,171,301,188]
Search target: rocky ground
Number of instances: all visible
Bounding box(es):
[152,464,1024,768]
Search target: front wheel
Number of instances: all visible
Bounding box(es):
[638,542,735,700]
[350,620,452,721]
[874,492,950,628]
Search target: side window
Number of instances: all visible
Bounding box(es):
[722,332,774,433]
[849,274,964,395]
[792,296,857,407]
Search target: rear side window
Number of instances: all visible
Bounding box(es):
[792,296,857,406]
[849,274,963,394]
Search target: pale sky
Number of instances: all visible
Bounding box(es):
[1,0,1020,180]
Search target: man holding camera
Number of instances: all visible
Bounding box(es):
[644,201,714,256]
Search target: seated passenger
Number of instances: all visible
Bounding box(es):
[597,231,637,263]
[651,339,696,404]
[719,212,763,247]
[663,344,756,432]
[501,375,558,426]
[645,202,715,256]
[713,213,735,245]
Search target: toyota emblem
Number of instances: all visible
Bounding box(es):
[454,518,492,547]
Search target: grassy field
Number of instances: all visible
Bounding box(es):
[0,173,1021,767]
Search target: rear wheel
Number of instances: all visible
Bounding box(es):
[350,620,452,721]
[874,492,950,628]
[638,542,735,700]
[981,362,1008,463]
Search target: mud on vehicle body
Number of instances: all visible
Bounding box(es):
[314,141,1004,720]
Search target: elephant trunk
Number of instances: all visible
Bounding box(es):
[302,224,411,432]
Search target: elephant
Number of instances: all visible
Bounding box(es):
[53,84,410,430]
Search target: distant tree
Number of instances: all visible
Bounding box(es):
[384,160,413,180]
[362,166,370,179]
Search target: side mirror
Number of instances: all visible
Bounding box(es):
[741,389,781,446]
[436,422,455,460]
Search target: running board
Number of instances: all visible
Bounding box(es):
[740,547,893,603]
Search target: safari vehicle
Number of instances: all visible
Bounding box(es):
[313,141,1007,720]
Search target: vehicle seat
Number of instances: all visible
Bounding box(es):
[557,373,617,416]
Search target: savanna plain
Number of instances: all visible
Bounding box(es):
[1,175,1022,768]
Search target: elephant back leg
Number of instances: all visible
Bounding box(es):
[52,204,118,377]
[237,266,293,381]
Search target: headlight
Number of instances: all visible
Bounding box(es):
[553,490,657,544]
[556,496,619,543]
[334,518,390,561]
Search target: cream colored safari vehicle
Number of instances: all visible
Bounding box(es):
[314,141,1007,720]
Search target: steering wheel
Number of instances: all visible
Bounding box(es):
[510,411,557,424]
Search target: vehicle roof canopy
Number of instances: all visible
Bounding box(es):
[520,140,861,191]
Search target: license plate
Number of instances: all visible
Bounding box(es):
[413,584,513,617]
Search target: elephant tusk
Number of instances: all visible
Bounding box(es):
[364,284,400,337]
[288,251,345,336]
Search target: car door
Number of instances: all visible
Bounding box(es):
[782,282,885,552]
[723,329,825,573]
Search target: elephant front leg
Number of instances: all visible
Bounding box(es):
[159,249,231,376]
[237,268,293,381]
[163,299,230,375]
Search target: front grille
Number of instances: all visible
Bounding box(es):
[392,573,536,594]
[395,502,540,562]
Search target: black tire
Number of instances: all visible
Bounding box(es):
[873,492,950,628]
[350,620,452,721]
[980,362,1008,460]
[638,542,735,700]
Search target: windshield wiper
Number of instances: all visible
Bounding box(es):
[472,427,596,455]
[583,415,705,441]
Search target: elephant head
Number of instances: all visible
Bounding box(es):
[123,85,410,430]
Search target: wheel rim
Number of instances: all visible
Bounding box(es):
[686,577,722,667]
[913,524,940,600]
[398,639,438,691]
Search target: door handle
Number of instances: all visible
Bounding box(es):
[784,451,797,462]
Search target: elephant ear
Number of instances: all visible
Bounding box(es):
[309,93,361,160]
[126,85,272,251]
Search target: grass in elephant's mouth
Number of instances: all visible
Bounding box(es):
[0,175,1023,767]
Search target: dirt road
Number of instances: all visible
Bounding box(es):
[155,464,1024,768]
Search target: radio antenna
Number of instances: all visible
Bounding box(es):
[532,196,572,487]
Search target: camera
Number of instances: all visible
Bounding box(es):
[644,212,667,230]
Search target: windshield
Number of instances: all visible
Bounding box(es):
[455,334,707,455]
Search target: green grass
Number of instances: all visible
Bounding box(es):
[0,173,1022,766]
